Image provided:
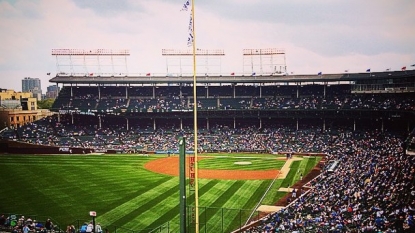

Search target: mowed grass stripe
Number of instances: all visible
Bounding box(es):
[142,179,221,233]
[304,156,320,175]
[216,181,268,233]
[181,179,240,231]
[2,156,165,222]
[106,180,180,230]
[200,180,267,232]
[280,161,300,188]
[96,177,178,226]
[203,153,281,158]
[0,154,320,232]
[0,155,173,226]
[9,167,72,221]
[95,176,174,224]
[198,157,285,171]
[261,179,284,205]
[294,157,309,181]
[0,164,82,218]
[195,180,240,207]
[197,180,248,232]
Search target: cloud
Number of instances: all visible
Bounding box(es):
[195,0,415,57]
[0,0,414,92]
[71,0,144,16]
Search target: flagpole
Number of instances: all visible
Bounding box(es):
[191,0,199,232]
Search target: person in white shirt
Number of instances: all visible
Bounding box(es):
[86,222,93,233]
[95,223,102,233]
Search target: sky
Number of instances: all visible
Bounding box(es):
[0,0,414,93]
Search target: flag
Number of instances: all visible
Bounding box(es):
[317,72,322,75]
[366,69,371,72]
[146,73,151,76]
[230,72,235,75]
[47,72,51,75]
[89,73,93,76]
[187,11,193,47]
[401,66,406,71]
[181,0,190,11]
[344,70,348,73]
[252,72,256,76]
[411,64,415,67]
[181,0,193,47]
[386,68,390,71]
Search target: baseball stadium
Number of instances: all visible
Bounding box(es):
[0,47,415,233]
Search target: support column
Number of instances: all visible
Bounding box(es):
[126,118,129,131]
[259,86,262,98]
[125,86,128,99]
[153,118,156,131]
[259,118,262,129]
[353,119,356,131]
[233,84,236,98]
[381,119,384,132]
[179,136,187,233]
[180,118,183,130]
[323,85,326,98]
[206,118,209,130]
[233,117,236,129]
[71,113,74,125]
[70,86,73,97]
[297,84,299,98]
[323,119,326,131]
[98,86,101,99]
[296,119,299,130]
[98,115,101,129]
[153,86,156,98]
[206,86,209,98]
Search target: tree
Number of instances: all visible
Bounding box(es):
[37,98,55,109]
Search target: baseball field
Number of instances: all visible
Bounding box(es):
[0,153,321,232]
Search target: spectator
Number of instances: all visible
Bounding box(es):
[86,222,93,233]
[95,223,102,233]
[45,219,53,233]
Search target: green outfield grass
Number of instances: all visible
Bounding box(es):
[0,154,321,233]
[198,155,286,171]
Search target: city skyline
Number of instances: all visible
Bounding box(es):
[0,0,414,92]
[21,77,42,100]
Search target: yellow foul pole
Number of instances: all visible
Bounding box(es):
[191,0,199,232]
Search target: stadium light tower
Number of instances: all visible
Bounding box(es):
[242,48,286,75]
[52,49,130,76]
[162,48,225,76]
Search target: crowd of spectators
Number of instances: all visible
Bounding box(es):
[243,131,414,232]
[0,215,54,233]
[51,86,415,113]
[1,115,414,156]
[0,215,106,233]
[2,82,415,232]
[2,120,414,232]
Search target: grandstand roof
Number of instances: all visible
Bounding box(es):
[49,70,415,85]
